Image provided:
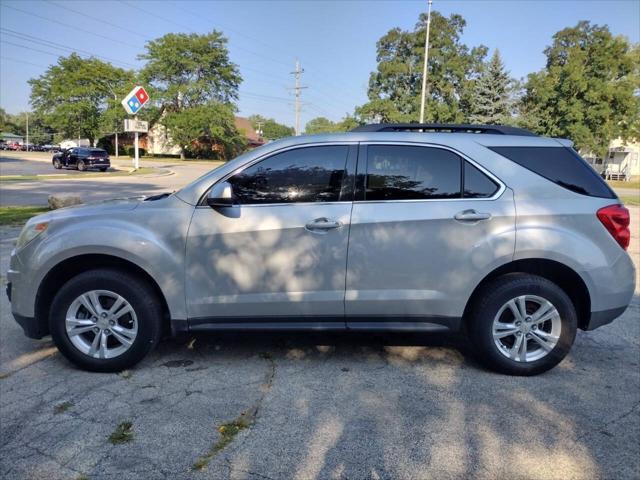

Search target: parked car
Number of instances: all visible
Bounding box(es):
[8,143,21,151]
[7,123,635,374]
[52,147,110,171]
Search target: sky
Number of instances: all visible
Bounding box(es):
[1,0,639,129]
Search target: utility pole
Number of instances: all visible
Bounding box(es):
[255,121,264,138]
[290,60,307,136]
[419,0,433,124]
[25,112,29,151]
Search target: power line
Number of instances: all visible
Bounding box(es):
[48,1,152,40]
[1,4,140,49]
[0,29,138,69]
[0,56,47,68]
[118,0,292,68]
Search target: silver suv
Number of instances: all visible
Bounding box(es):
[7,124,635,375]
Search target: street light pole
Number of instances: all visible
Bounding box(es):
[419,0,433,124]
[25,112,29,151]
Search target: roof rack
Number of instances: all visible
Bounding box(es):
[350,123,538,137]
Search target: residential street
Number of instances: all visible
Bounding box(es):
[0,190,638,478]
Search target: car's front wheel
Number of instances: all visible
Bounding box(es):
[49,269,163,372]
[53,158,62,169]
[467,273,577,376]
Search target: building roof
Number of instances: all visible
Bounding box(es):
[1,132,23,140]
[234,117,264,145]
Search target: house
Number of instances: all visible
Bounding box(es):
[234,117,265,148]
[583,138,640,181]
[1,132,24,145]
[140,116,264,156]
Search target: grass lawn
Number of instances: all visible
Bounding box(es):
[607,180,640,190]
[619,195,640,206]
[0,206,49,226]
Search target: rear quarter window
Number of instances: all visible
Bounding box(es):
[489,146,615,199]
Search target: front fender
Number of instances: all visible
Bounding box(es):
[18,198,193,319]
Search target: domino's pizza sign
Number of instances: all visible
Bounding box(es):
[121,86,149,115]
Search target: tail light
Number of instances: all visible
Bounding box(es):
[597,204,630,250]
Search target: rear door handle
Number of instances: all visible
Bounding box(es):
[305,217,342,232]
[454,210,492,222]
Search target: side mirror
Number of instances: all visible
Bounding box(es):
[206,181,235,208]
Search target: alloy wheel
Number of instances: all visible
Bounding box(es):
[65,290,138,359]
[492,295,561,362]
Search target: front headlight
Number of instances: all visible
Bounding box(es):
[16,221,49,249]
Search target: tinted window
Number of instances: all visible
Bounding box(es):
[365,145,461,200]
[464,161,498,198]
[89,149,107,157]
[229,145,349,204]
[490,146,615,198]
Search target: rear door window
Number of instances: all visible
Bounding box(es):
[365,145,462,200]
[489,146,615,198]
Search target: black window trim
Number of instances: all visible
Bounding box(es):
[198,142,358,207]
[355,141,505,203]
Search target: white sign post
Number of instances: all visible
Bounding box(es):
[120,86,150,170]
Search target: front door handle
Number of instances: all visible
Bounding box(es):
[305,217,342,232]
[454,209,492,222]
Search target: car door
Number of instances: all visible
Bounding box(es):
[67,148,78,167]
[185,144,357,327]
[345,143,516,330]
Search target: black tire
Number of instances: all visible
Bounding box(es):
[467,273,577,376]
[77,160,86,171]
[49,268,163,372]
[99,167,108,172]
[53,158,62,169]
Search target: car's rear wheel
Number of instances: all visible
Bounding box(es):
[99,167,108,172]
[77,160,87,171]
[49,269,163,372]
[53,158,62,169]
[467,273,577,376]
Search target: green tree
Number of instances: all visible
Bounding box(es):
[28,54,134,145]
[163,103,246,160]
[358,11,487,123]
[248,114,294,140]
[139,31,242,158]
[470,50,514,124]
[305,117,340,134]
[520,22,639,156]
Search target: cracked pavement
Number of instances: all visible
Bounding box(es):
[0,207,639,480]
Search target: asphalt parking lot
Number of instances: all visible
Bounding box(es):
[0,159,639,479]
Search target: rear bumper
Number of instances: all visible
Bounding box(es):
[86,160,110,167]
[584,305,630,331]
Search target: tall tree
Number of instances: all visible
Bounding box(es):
[470,50,514,124]
[248,114,294,140]
[358,11,487,123]
[520,22,639,156]
[28,54,134,145]
[139,31,242,158]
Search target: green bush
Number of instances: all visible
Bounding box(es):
[124,146,146,157]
